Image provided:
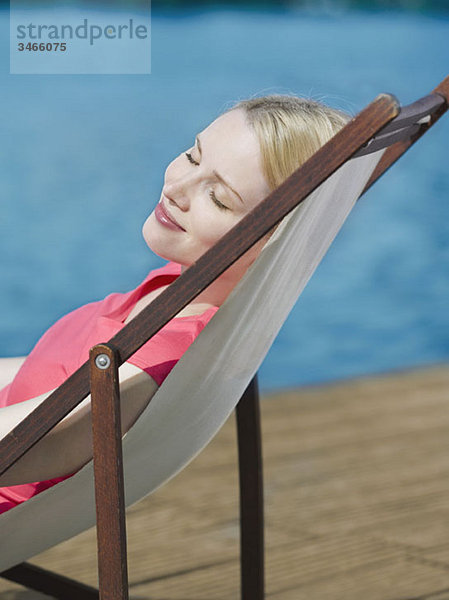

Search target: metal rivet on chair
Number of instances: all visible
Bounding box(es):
[95,354,111,370]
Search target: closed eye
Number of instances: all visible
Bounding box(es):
[185,151,199,166]
[184,150,230,211]
[209,189,229,211]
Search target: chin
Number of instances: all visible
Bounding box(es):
[142,214,184,264]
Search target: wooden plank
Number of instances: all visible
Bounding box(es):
[362,75,448,194]
[2,366,449,600]
[236,376,264,600]
[90,344,129,600]
[0,562,99,599]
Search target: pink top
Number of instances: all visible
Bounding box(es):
[0,262,218,514]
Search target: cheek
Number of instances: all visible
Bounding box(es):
[192,209,239,249]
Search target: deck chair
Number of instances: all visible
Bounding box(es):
[0,75,448,600]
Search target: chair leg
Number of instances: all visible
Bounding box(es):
[90,344,129,600]
[236,374,265,600]
[2,375,264,600]
[1,562,99,599]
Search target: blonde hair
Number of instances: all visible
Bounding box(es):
[225,95,351,192]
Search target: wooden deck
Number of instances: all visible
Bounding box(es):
[2,363,449,599]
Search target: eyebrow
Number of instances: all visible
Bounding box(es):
[195,134,244,205]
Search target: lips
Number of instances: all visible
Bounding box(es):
[154,200,186,232]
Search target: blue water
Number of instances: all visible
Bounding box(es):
[0,6,448,391]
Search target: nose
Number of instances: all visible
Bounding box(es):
[163,159,200,211]
[162,185,188,211]
[163,180,192,212]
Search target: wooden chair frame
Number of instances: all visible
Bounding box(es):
[1,76,448,600]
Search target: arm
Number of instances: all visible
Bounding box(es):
[0,362,158,487]
[0,357,27,389]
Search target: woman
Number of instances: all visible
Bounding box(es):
[0,95,350,513]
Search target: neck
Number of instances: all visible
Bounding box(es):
[179,263,240,308]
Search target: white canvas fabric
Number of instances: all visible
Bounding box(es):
[0,150,384,571]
